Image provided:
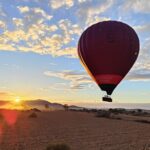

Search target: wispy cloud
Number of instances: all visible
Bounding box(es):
[0,91,15,100]
[126,69,150,81]
[77,0,113,26]
[44,70,93,89]
[121,0,150,14]
[134,24,150,34]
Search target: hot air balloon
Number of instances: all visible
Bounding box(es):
[78,21,140,102]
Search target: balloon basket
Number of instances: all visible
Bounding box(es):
[102,95,112,102]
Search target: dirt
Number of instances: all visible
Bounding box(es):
[0,110,150,150]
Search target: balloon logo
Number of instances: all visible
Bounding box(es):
[78,21,140,102]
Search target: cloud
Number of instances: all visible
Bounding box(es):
[0,20,6,29]
[13,18,24,28]
[55,47,78,58]
[44,70,93,89]
[0,92,9,96]
[78,0,87,3]
[77,0,113,26]
[136,38,150,68]
[49,0,74,9]
[0,92,15,100]
[17,6,53,30]
[134,24,150,33]
[0,5,6,17]
[126,38,150,81]
[0,5,81,58]
[121,0,150,14]
[0,18,79,58]
[17,6,30,13]
[0,4,10,30]
[126,69,150,81]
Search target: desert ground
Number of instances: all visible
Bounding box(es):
[0,110,150,150]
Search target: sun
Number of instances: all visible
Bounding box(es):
[14,97,21,103]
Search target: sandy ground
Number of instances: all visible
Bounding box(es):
[0,110,150,150]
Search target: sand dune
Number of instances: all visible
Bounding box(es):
[0,110,150,150]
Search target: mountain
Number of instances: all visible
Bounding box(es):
[23,99,64,110]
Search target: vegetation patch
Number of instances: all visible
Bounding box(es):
[134,119,150,124]
[28,112,37,118]
[46,143,70,150]
[96,110,111,118]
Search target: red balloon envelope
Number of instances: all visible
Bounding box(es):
[78,21,140,97]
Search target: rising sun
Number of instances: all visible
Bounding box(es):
[14,97,21,103]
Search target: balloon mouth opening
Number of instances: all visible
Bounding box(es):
[98,84,116,95]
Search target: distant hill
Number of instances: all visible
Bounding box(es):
[23,99,65,110]
[69,105,84,110]
[0,99,64,110]
[24,99,50,105]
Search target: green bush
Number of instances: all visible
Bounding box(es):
[46,143,70,150]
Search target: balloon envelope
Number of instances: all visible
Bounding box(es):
[78,21,139,95]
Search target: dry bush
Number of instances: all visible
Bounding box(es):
[108,108,126,114]
[28,112,37,118]
[135,119,150,124]
[96,110,111,118]
[111,116,122,120]
[46,143,70,150]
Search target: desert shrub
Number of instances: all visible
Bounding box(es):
[137,109,142,113]
[109,108,126,114]
[90,109,98,113]
[111,116,122,120]
[135,119,150,124]
[46,143,70,150]
[129,110,136,115]
[96,110,111,118]
[143,143,150,150]
[28,112,37,118]
[82,108,90,113]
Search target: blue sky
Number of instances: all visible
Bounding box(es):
[0,0,150,105]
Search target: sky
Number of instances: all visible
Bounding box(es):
[0,0,150,105]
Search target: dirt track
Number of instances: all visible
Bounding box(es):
[0,110,150,150]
